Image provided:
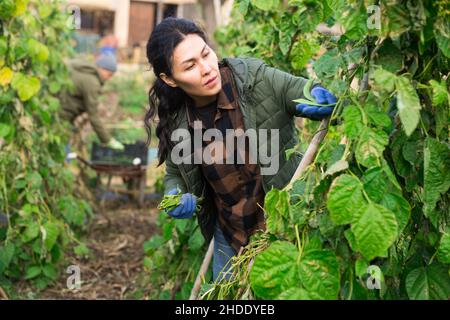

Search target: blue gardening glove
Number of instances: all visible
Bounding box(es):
[296,86,337,120]
[165,188,197,219]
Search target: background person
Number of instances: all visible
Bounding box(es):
[60,53,124,150]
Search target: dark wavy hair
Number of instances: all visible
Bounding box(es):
[144,17,209,166]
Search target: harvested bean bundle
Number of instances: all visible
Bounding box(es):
[158,192,203,214]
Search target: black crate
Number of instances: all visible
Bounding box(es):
[90,141,148,166]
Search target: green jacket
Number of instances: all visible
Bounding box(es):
[59,59,111,143]
[164,57,310,242]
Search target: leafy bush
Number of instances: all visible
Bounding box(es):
[0,0,92,291]
[206,0,450,300]
[143,213,207,299]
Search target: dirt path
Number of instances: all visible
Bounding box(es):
[15,199,160,300]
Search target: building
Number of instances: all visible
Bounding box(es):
[68,0,234,61]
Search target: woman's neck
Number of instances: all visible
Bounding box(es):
[193,95,217,108]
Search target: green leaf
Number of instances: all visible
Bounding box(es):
[22,222,40,243]
[383,4,411,38]
[355,127,388,168]
[366,164,401,192]
[27,39,49,62]
[250,241,300,299]
[34,275,52,290]
[344,229,360,252]
[188,228,204,252]
[303,235,323,254]
[372,68,396,93]
[326,144,346,169]
[298,249,340,299]
[279,32,292,56]
[405,265,450,300]
[290,38,320,70]
[144,235,164,253]
[175,219,189,235]
[31,238,42,254]
[395,76,422,136]
[366,104,392,128]
[313,48,345,79]
[49,81,62,94]
[0,123,11,138]
[42,263,58,280]
[327,174,365,225]
[27,171,42,189]
[38,3,52,19]
[363,166,399,202]
[317,211,338,238]
[0,243,15,274]
[429,79,449,106]
[379,193,411,234]
[0,0,15,20]
[342,105,364,139]
[162,219,175,241]
[423,137,450,226]
[326,0,346,15]
[351,202,398,260]
[435,101,448,138]
[277,287,311,299]
[11,73,41,101]
[402,139,422,166]
[264,189,291,235]
[324,159,348,177]
[355,258,369,278]
[297,3,323,33]
[251,0,277,11]
[74,243,90,257]
[24,265,42,280]
[373,39,403,73]
[238,0,250,15]
[390,130,415,181]
[438,233,450,264]
[340,5,368,40]
[290,172,317,205]
[58,196,86,226]
[434,18,450,59]
[43,221,59,250]
[342,47,364,65]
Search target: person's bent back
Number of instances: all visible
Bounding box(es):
[59,54,121,149]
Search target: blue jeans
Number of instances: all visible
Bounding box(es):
[213,222,237,282]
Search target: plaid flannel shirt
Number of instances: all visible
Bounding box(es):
[186,63,266,252]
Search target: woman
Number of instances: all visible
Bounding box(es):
[144,18,337,282]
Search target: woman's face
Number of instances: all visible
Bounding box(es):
[160,34,221,107]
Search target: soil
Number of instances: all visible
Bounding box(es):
[14,200,160,300]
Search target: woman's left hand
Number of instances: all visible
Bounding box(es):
[295,86,337,120]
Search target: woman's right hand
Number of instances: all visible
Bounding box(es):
[165,188,197,219]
